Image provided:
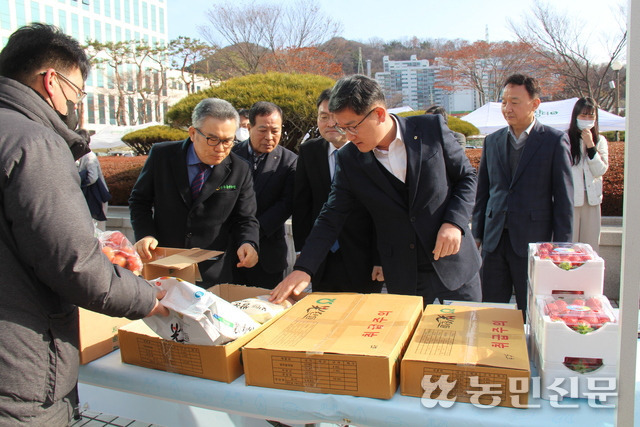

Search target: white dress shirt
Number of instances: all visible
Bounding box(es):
[373,115,407,183]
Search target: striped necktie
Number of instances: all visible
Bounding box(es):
[191,163,209,200]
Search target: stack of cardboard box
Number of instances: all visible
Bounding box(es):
[527,242,619,401]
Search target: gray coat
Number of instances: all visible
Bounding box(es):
[0,76,157,423]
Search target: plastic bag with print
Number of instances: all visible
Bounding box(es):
[143,277,260,345]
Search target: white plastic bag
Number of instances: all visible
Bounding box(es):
[232,295,291,324]
[143,277,259,345]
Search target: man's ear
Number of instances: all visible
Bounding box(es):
[532,98,542,110]
[41,68,57,99]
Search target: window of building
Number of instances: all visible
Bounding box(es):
[0,1,12,29]
[104,0,111,17]
[142,1,148,29]
[94,20,102,42]
[31,2,41,23]
[98,94,106,124]
[146,102,152,122]
[128,97,135,124]
[158,6,164,33]
[94,0,100,14]
[107,68,114,89]
[71,13,79,39]
[115,25,122,42]
[125,29,131,40]
[82,0,89,11]
[150,4,156,31]
[58,10,67,31]
[124,0,131,23]
[45,5,54,24]
[108,96,116,125]
[15,0,27,26]
[87,94,95,124]
[137,99,144,123]
[83,17,91,41]
[133,0,139,26]
[96,68,104,88]
[114,0,121,19]
[105,22,112,42]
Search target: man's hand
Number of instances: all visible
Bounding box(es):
[134,236,158,260]
[433,223,462,261]
[236,243,258,268]
[371,266,384,282]
[145,289,169,317]
[270,270,311,304]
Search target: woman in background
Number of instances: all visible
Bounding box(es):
[568,97,609,253]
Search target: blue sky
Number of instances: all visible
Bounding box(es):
[167,0,625,62]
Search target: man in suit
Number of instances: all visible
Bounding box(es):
[130,98,260,286]
[293,89,384,293]
[232,101,297,289]
[270,75,481,304]
[472,74,573,316]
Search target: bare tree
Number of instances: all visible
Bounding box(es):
[508,0,626,109]
[199,0,342,75]
[168,37,217,94]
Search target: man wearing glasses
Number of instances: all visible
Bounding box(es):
[130,98,260,286]
[232,101,297,289]
[0,24,168,424]
[271,75,481,305]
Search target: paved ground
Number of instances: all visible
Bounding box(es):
[71,410,165,427]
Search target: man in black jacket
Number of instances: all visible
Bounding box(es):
[130,98,260,286]
[293,89,383,292]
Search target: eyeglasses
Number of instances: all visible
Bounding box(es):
[195,127,235,148]
[333,108,377,135]
[41,70,87,103]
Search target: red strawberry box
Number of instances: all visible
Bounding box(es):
[531,338,618,402]
[528,242,604,295]
[532,294,619,366]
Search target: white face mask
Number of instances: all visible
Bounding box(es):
[235,127,250,141]
[577,119,595,131]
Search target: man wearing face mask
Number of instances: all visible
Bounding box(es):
[235,108,250,142]
[472,74,573,318]
[0,24,168,424]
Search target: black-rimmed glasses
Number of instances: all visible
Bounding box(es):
[41,70,87,103]
[333,108,377,135]
[195,127,235,148]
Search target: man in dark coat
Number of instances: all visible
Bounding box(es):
[293,89,383,292]
[271,75,481,304]
[231,101,297,289]
[130,98,260,286]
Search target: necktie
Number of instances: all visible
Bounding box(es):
[329,150,340,252]
[191,163,208,200]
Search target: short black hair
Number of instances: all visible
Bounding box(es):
[425,105,448,124]
[503,74,541,100]
[328,75,386,115]
[248,101,283,125]
[237,108,250,119]
[0,23,90,85]
[316,89,332,108]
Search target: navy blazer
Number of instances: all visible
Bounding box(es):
[293,137,378,287]
[295,114,481,295]
[472,121,573,257]
[129,138,260,283]
[231,141,297,274]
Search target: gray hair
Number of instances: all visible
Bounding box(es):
[191,98,240,128]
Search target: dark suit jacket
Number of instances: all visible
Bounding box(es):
[472,121,573,257]
[231,141,297,274]
[295,114,481,295]
[293,137,379,290]
[129,138,259,283]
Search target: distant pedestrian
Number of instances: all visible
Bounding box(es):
[76,129,111,230]
[568,97,609,253]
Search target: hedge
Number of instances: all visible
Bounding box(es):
[398,110,480,136]
[100,141,624,217]
[121,125,189,155]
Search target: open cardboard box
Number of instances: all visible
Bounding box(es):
[78,308,133,364]
[401,304,530,408]
[118,284,304,383]
[141,247,223,283]
[242,293,423,399]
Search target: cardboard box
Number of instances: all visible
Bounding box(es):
[118,284,296,383]
[401,305,530,408]
[242,293,423,399]
[142,247,223,283]
[78,308,132,364]
[528,243,604,295]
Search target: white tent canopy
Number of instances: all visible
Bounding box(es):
[89,122,163,149]
[460,98,625,135]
